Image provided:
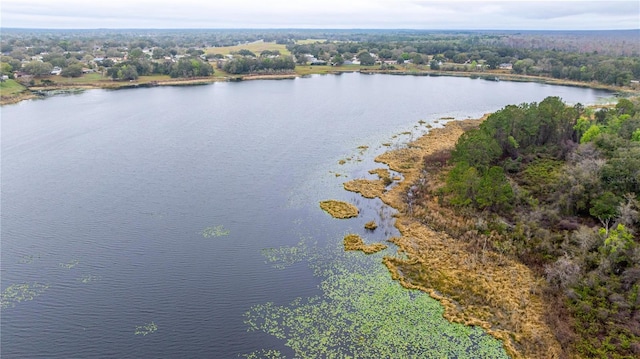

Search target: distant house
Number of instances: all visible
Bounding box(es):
[50,67,62,75]
[499,63,513,70]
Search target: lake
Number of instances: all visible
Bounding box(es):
[1,73,611,358]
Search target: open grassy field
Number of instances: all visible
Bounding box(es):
[0,79,27,96]
[294,64,360,76]
[295,39,326,44]
[46,73,105,84]
[206,41,290,56]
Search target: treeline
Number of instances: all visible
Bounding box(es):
[2,29,638,85]
[417,97,640,357]
[286,39,640,86]
[222,55,295,74]
[105,58,213,80]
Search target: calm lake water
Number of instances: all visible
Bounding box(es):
[1,73,611,358]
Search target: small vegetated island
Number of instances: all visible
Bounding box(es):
[372,97,639,358]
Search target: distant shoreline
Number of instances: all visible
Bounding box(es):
[1,68,636,106]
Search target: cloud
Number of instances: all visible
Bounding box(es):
[1,0,638,29]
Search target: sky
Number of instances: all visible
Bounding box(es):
[1,0,639,30]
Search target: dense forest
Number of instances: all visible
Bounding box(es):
[413,97,640,357]
[1,29,638,85]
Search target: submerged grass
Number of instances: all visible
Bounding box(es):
[245,241,509,358]
[1,283,49,310]
[201,225,230,238]
[134,322,158,336]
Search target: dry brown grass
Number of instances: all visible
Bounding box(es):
[359,116,564,359]
[343,179,386,199]
[364,220,378,230]
[319,200,359,219]
[343,234,387,254]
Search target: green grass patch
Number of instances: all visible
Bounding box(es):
[0,79,27,96]
[294,64,359,76]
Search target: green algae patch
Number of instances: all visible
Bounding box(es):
[343,234,387,254]
[1,283,49,310]
[201,225,230,238]
[245,242,509,358]
[319,200,359,219]
[135,322,158,336]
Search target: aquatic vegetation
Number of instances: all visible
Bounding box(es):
[135,322,158,336]
[343,234,387,254]
[242,349,285,359]
[78,275,101,284]
[1,283,49,310]
[59,260,80,269]
[261,240,309,270]
[18,254,39,264]
[319,200,359,219]
[201,225,230,238]
[246,243,509,358]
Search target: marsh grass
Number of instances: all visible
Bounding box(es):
[319,200,359,219]
[343,234,387,254]
[343,179,386,199]
[373,117,563,359]
[364,221,378,230]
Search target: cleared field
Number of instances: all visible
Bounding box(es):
[296,39,326,44]
[47,73,105,84]
[206,41,290,56]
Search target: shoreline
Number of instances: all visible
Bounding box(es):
[345,117,562,359]
[2,68,637,106]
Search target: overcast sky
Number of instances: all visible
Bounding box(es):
[1,0,639,30]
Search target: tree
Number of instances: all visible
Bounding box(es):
[23,61,53,76]
[331,54,344,66]
[357,52,375,66]
[476,166,514,211]
[236,49,256,57]
[451,129,502,169]
[580,125,601,143]
[61,63,83,77]
[445,162,480,207]
[120,65,138,80]
[590,191,620,232]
